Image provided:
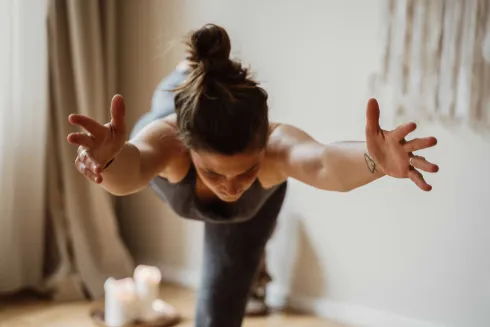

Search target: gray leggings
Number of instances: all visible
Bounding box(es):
[195,183,286,327]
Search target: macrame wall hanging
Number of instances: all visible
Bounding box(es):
[369,0,490,132]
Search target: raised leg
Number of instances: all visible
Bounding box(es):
[129,68,187,139]
[194,183,287,327]
[246,251,272,315]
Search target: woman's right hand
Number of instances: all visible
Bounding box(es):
[67,95,127,184]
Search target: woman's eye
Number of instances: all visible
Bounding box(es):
[237,170,254,181]
[243,167,258,177]
[206,171,219,178]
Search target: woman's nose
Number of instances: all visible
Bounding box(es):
[222,180,241,196]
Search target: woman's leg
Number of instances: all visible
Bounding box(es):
[194,183,287,327]
[246,250,272,315]
[129,68,187,139]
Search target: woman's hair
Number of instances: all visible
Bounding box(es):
[173,24,269,155]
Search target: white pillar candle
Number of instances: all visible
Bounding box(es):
[104,277,138,327]
[133,265,162,321]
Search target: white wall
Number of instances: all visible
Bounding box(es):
[117,1,490,327]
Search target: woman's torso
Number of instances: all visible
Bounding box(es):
[132,65,288,223]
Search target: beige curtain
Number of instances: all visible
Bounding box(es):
[0,0,134,301]
[45,0,134,300]
[0,0,49,294]
[370,0,490,131]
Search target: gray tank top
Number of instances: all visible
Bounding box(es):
[131,67,287,224]
[149,168,285,224]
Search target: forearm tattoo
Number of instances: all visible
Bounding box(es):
[364,153,378,173]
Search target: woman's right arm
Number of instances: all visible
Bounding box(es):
[68,95,178,196]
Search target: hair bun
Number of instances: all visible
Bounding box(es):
[188,24,231,73]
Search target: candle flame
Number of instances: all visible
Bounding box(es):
[134,265,162,283]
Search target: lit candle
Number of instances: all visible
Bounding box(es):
[104,277,138,327]
[133,265,162,321]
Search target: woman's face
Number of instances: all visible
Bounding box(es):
[190,148,265,202]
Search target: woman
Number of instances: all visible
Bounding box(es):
[67,24,439,327]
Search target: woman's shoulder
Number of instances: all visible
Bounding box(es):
[266,122,314,150]
[159,115,193,182]
[258,123,290,188]
[261,122,315,187]
[265,122,294,154]
[135,114,191,183]
[161,113,179,129]
[135,113,181,146]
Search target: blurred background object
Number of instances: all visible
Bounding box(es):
[0,0,134,302]
[0,0,50,298]
[370,0,490,132]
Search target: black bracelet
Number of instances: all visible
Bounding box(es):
[104,158,115,169]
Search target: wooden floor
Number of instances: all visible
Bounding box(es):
[0,284,349,327]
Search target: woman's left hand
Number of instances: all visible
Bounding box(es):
[365,98,439,191]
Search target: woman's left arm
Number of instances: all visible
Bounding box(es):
[273,98,439,192]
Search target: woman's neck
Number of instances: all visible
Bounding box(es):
[194,174,221,203]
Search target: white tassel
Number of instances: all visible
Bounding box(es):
[370,0,490,131]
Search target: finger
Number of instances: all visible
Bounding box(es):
[68,114,106,139]
[410,156,439,173]
[76,160,103,183]
[393,121,417,140]
[403,137,437,152]
[408,168,432,191]
[76,147,103,173]
[67,132,95,148]
[110,94,126,133]
[365,98,381,133]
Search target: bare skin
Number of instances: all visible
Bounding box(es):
[67,95,439,201]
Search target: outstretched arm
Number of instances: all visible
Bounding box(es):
[272,127,386,192]
[67,95,179,196]
[273,99,438,192]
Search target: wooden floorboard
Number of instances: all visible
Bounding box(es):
[0,284,349,327]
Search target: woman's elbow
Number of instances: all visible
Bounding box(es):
[314,169,349,192]
[336,185,356,192]
[100,184,144,197]
[319,173,356,193]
